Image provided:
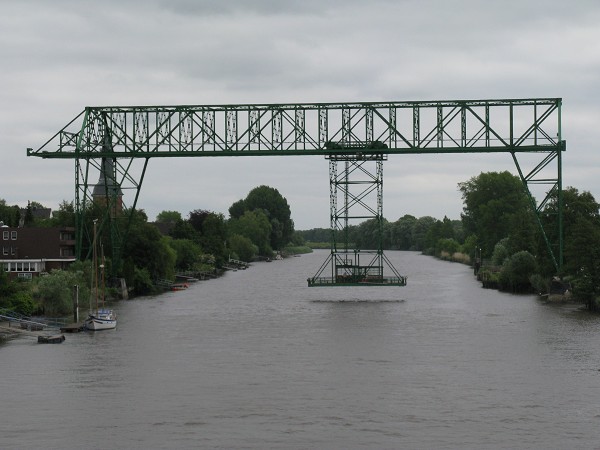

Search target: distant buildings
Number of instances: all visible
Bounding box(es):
[0,158,126,280]
[0,225,76,279]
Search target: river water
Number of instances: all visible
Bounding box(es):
[2,250,600,449]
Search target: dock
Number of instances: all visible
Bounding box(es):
[0,321,65,343]
[60,322,85,333]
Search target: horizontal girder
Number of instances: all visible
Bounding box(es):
[28,98,563,159]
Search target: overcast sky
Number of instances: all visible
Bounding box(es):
[1,0,599,229]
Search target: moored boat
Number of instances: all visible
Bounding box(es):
[171,283,189,291]
[85,309,117,330]
[84,220,117,331]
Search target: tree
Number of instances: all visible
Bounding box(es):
[491,238,510,266]
[51,200,76,227]
[390,215,417,250]
[170,219,198,241]
[23,201,35,227]
[499,250,537,292]
[228,199,247,220]
[296,228,331,243]
[156,210,182,223]
[198,212,228,264]
[0,201,20,227]
[168,238,202,270]
[188,209,213,233]
[542,187,600,298]
[411,216,438,251]
[459,171,532,258]
[228,234,258,262]
[353,218,389,250]
[36,268,89,316]
[236,185,295,250]
[121,215,176,292]
[228,210,272,255]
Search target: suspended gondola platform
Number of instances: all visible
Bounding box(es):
[307,250,407,287]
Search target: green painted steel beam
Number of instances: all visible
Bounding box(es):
[28,99,563,159]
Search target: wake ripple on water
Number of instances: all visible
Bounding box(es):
[310,299,406,303]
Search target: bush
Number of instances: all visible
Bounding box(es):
[37,270,87,316]
[132,267,155,295]
[529,273,550,295]
[492,239,510,266]
[228,234,258,262]
[283,245,313,255]
[452,252,471,264]
[437,238,460,255]
[499,250,537,292]
[8,290,37,316]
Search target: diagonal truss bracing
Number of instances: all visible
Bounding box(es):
[28,98,565,274]
[31,99,562,157]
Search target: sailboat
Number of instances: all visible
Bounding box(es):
[84,220,117,331]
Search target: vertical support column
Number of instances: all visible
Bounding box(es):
[329,159,338,253]
[437,104,443,148]
[389,107,396,148]
[366,107,373,143]
[319,107,327,147]
[557,99,563,269]
[295,108,305,150]
[227,109,237,150]
[249,109,259,144]
[461,103,467,148]
[485,103,490,146]
[309,151,405,286]
[272,108,282,149]
[413,106,420,147]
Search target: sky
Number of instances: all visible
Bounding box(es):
[1,0,599,230]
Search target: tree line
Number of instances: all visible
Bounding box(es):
[3,172,600,315]
[0,185,306,315]
[298,171,600,308]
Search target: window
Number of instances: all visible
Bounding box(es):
[2,247,7,255]
[2,231,8,240]
[17,273,32,280]
[11,231,17,240]
[60,247,75,257]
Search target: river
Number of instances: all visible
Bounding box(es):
[1,250,600,449]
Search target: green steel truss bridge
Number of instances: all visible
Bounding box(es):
[28,98,564,286]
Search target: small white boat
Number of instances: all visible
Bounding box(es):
[85,309,117,330]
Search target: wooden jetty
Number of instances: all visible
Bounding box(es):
[60,322,84,333]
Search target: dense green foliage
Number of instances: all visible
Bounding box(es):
[298,215,463,255]
[549,187,600,302]
[298,172,600,302]
[229,185,294,251]
[4,173,600,310]
[459,171,534,258]
[0,198,21,227]
[228,210,272,256]
[0,260,92,317]
[156,210,182,223]
[0,268,36,315]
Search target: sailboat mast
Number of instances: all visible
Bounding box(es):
[93,219,98,314]
[100,244,105,308]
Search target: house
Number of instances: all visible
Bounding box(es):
[0,225,76,280]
